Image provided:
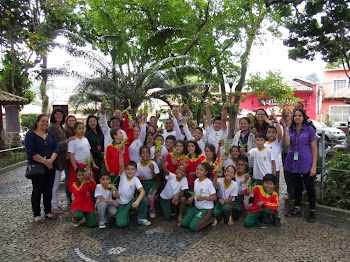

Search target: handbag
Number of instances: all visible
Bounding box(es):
[25,162,46,179]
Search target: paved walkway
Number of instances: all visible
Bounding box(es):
[0,167,349,262]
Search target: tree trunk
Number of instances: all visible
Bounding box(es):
[40,54,49,114]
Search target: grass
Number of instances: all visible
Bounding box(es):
[0,151,27,169]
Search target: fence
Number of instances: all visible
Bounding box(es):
[0,146,26,169]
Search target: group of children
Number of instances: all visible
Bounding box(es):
[66,102,282,231]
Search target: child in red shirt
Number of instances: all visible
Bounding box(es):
[165,139,186,174]
[70,167,96,228]
[185,141,205,188]
[244,174,280,228]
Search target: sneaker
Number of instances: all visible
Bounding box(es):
[274,219,281,227]
[307,211,316,223]
[260,223,268,229]
[138,219,151,226]
[212,218,218,227]
[177,215,182,227]
[285,207,301,217]
[99,222,106,229]
[72,222,79,228]
[149,209,156,219]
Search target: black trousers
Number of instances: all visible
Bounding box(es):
[293,172,316,209]
[31,168,55,217]
[282,152,294,198]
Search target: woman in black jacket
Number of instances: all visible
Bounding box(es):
[85,115,104,183]
[25,114,59,223]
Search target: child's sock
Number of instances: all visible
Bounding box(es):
[147,195,155,211]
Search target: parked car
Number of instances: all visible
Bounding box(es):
[311,120,346,146]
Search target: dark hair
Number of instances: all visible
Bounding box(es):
[139,145,150,156]
[224,165,237,174]
[186,140,202,155]
[73,122,84,130]
[195,127,203,134]
[109,116,121,128]
[86,115,102,133]
[239,117,250,124]
[147,125,156,134]
[150,116,157,120]
[266,125,277,133]
[50,107,65,126]
[155,134,164,141]
[263,173,277,186]
[213,116,221,123]
[230,145,240,154]
[176,164,187,173]
[254,109,269,132]
[75,166,85,175]
[110,127,121,139]
[32,114,48,130]
[291,109,309,129]
[126,161,137,169]
[255,133,266,140]
[165,135,176,142]
[100,173,111,179]
[205,144,217,161]
[65,115,76,125]
[295,101,304,109]
[236,157,248,167]
[198,162,212,178]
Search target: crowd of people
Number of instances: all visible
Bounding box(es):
[24,101,317,231]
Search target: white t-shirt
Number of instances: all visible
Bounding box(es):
[194,178,216,209]
[248,147,272,180]
[136,160,160,180]
[235,173,250,195]
[160,173,189,200]
[183,123,206,156]
[67,137,91,164]
[216,177,238,201]
[95,184,113,205]
[150,145,168,169]
[264,139,281,171]
[207,125,228,153]
[117,172,143,205]
[129,123,146,163]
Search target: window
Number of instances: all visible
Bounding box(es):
[333,79,347,93]
[330,106,350,123]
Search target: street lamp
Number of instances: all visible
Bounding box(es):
[225,74,235,138]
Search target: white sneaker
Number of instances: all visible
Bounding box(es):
[149,209,156,218]
[99,222,106,229]
[212,218,218,227]
[138,219,151,226]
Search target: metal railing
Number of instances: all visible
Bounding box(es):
[0,146,26,169]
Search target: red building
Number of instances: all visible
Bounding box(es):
[237,78,319,119]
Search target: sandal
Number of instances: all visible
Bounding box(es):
[52,208,64,214]
[45,213,57,220]
[34,216,43,223]
[228,215,233,226]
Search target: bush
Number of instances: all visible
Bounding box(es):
[21,114,38,131]
[324,151,350,210]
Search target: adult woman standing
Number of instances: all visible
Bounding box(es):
[282,109,318,223]
[85,115,104,183]
[280,108,294,199]
[251,109,274,136]
[63,115,76,203]
[48,108,67,214]
[25,114,59,222]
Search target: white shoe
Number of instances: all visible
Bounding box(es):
[149,210,156,218]
[138,219,151,226]
[212,218,218,227]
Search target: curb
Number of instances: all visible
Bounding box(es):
[0,161,27,175]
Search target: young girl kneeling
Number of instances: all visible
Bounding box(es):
[181,163,217,231]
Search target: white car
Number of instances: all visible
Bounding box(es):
[311,120,346,144]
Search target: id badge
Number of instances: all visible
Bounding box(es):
[294,151,299,160]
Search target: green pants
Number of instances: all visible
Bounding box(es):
[181,206,215,232]
[160,196,185,221]
[116,197,148,228]
[158,170,166,191]
[141,179,160,196]
[73,210,96,228]
[233,195,243,211]
[213,201,234,222]
[244,207,280,228]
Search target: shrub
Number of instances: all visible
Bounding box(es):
[21,114,38,131]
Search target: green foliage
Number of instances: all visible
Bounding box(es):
[325,152,350,209]
[21,114,38,131]
[324,114,333,127]
[245,71,301,108]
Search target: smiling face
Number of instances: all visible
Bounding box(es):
[133,126,140,139]
[173,107,180,118]
[196,164,208,179]
[205,146,214,160]
[263,180,275,193]
[236,161,246,173]
[140,147,150,161]
[213,119,221,131]
[254,137,266,148]
[54,111,64,124]
[165,119,174,132]
[193,129,202,141]
[224,166,235,180]
[37,116,49,131]
[149,117,157,127]
[293,110,304,125]
[230,147,240,160]
[239,118,249,132]
[187,142,196,154]
[256,110,266,122]
[165,139,175,151]
[175,141,184,154]
[266,127,277,142]
[76,171,84,183]
[125,165,136,179]
[113,109,122,118]
[176,165,187,179]
[67,116,76,128]
[88,117,97,130]
[110,118,120,129]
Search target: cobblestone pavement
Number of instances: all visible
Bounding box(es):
[0,166,349,262]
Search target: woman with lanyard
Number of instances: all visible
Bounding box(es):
[48,108,68,214]
[85,115,104,183]
[25,114,59,223]
[282,109,317,223]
